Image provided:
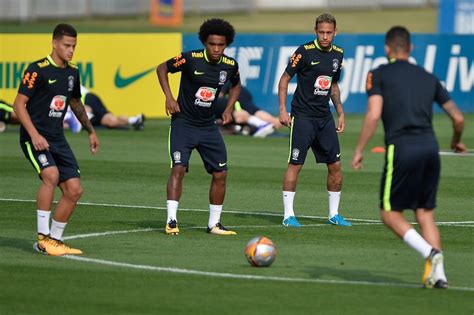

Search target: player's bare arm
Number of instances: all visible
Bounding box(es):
[70,97,99,154]
[330,83,345,133]
[13,93,49,151]
[278,72,292,127]
[156,62,180,116]
[222,82,241,125]
[441,100,467,153]
[352,95,383,170]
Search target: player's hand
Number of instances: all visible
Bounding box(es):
[336,112,345,133]
[352,151,363,170]
[221,110,233,125]
[165,98,180,116]
[89,132,99,154]
[31,133,49,151]
[452,141,467,154]
[279,111,292,128]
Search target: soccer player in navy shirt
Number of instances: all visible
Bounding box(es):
[156,18,241,235]
[278,13,351,227]
[12,24,99,256]
[352,26,467,288]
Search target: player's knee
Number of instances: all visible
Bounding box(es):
[212,170,227,182]
[41,168,60,187]
[66,184,84,201]
[327,161,341,174]
[171,166,186,178]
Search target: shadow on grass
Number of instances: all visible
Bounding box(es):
[0,236,36,254]
[305,265,408,285]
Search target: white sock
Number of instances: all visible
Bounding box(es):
[328,191,341,218]
[128,116,138,124]
[50,219,67,241]
[248,115,267,128]
[37,209,51,235]
[208,204,223,228]
[167,200,179,222]
[435,253,448,282]
[283,191,296,219]
[403,229,433,259]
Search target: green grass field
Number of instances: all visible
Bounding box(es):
[0,115,473,314]
[0,7,437,33]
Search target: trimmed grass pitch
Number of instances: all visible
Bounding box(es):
[0,115,473,314]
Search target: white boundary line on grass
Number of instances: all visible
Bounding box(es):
[61,227,474,292]
[2,197,473,292]
[1,197,474,226]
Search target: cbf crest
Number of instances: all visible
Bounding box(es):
[68,76,74,91]
[219,71,227,85]
[291,148,300,161]
[332,59,340,72]
[173,151,181,164]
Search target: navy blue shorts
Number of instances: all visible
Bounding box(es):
[169,119,227,174]
[288,116,341,165]
[85,93,109,126]
[380,139,440,211]
[20,138,80,183]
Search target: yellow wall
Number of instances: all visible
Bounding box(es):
[0,33,182,117]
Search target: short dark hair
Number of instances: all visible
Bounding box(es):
[53,23,77,40]
[385,26,411,53]
[315,13,336,28]
[198,18,235,46]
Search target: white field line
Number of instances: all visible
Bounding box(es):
[62,222,384,241]
[438,151,474,157]
[63,225,474,292]
[2,197,473,226]
[62,255,474,292]
[1,197,469,292]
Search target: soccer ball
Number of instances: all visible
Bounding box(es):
[244,236,276,267]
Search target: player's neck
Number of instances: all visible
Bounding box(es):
[49,52,67,68]
[387,53,409,62]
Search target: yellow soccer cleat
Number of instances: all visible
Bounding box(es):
[207,223,237,235]
[165,219,179,235]
[58,240,83,255]
[422,249,448,289]
[34,234,82,256]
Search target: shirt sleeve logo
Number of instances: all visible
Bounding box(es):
[290,53,302,68]
[22,71,38,89]
[172,54,186,68]
[366,72,373,91]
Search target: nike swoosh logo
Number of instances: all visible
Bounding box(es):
[114,66,155,88]
[48,79,57,84]
[311,61,320,65]
[336,153,341,158]
[219,162,227,167]
[194,70,205,75]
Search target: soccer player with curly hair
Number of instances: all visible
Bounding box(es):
[157,18,241,235]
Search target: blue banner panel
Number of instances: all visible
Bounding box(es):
[184,34,474,114]
[438,0,474,34]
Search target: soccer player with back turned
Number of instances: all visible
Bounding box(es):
[352,26,467,288]
[13,24,99,256]
[156,19,241,235]
[278,13,351,227]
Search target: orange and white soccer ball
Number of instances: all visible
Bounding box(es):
[244,236,276,267]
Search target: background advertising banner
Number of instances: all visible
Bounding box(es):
[0,33,182,117]
[438,0,474,34]
[185,34,474,115]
